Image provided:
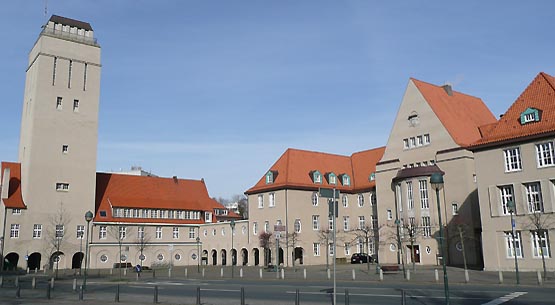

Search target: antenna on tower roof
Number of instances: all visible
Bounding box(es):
[44,0,48,18]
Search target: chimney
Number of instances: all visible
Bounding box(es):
[442,84,453,96]
[172,176,178,183]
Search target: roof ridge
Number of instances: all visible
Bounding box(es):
[287,147,350,159]
[540,72,555,92]
[410,77,483,100]
[351,146,386,156]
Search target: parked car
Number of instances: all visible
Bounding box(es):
[350,253,374,264]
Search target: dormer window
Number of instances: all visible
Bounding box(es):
[265,170,277,184]
[327,172,337,185]
[520,107,541,124]
[312,170,322,184]
[341,174,351,186]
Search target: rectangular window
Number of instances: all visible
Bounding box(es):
[403,139,409,149]
[312,215,320,230]
[189,227,195,239]
[83,63,87,91]
[531,231,550,258]
[504,148,522,172]
[56,97,63,110]
[525,182,543,213]
[68,60,72,88]
[357,238,364,253]
[358,216,365,228]
[407,181,414,210]
[342,195,348,208]
[372,215,378,230]
[62,145,69,154]
[55,224,64,239]
[137,226,145,239]
[269,193,275,207]
[73,99,79,112]
[417,135,423,146]
[52,57,57,85]
[370,192,376,205]
[156,226,162,239]
[423,134,430,145]
[173,227,179,239]
[343,216,349,231]
[328,217,333,230]
[10,224,20,238]
[253,222,258,235]
[258,195,264,208]
[205,212,212,223]
[536,142,555,168]
[452,203,458,215]
[329,243,334,256]
[313,243,320,256]
[99,226,107,239]
[499,185,514,215]
[56,183,69,191]
[119,226,126,240]
[33,224,42,239]
[344,243,351,256]
[12,209,21,215]
[505,231,523,258]
[422,216,431,237]
[77,225,85,239]
[410,137,416,148]
[419,180,429,209]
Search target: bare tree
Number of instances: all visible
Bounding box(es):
[135,226,151,267]
[231,194,248,219]
[385,222,407,278]
[524,213,555,279]
[448,220,476,272]
[284,231,302,270]
[316,228,335,270]
[399,218,426,271]
[108,225,126,279]
[352,223,381,272]
[258,231,273,267]
[45,203,70,279]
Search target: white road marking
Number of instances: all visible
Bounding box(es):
[481,292,527,305]
[285,291,490,300]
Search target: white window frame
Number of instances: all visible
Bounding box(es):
[422,216,431,237]
[156,226,162,239]
[10,224,20,238]
[536,142,555,168]
[342,195,348,208]
[77,225,85,239]
[264,221,269,232]
[525,182,544,213]
[33,224,42,239]
[407,181,414,210]
[269,192,275,207]
[99,226,107,239]
[452,203,458,215]
[312,215,320,230]
[504,147,522,172]
[12,209,21,215]
[423,134,430,145]
[258,194,264,208]
[294,219,301,233]
[499,185,514,215]
[344,243,351,256]
[387,210,392,220]
[329,242,334,256]
[205,212,212,223]
[173,227,179,239]
[505,231,523,258]
[313,243,320,256]
[403,139,409,149]
[137,226,145,239]
[253,222,258,235]
[189,227,195,239]
[343,216,350,231]
[312,192,319,206]
[357,194,364,207]
[419,180,429,209]
[531,230,551,258]
[119,226,126,240]
[358,216,365,229]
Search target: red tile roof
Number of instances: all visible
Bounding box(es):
[471,72,555,148]
[411,79,497,147]
[245,147,385,194]
[0,162,27,209]
[94,173,233,224]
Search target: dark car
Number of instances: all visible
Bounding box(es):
[350,253,374,264]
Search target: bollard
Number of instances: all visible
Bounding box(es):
[32,277,36,289]
[136,272,139,281]
[303,268,307,279]
[465,269,469,283]
[498,270,504,284]
[221,268,224,278]
[435,269,439,282]
[202,268,205,278]
[352,269,356,281]
[26,267,30,274]
[379,269,383,281]
[259,268,263,279]
[196,286,201,305]
[240,268,243,278]
[73,278,77,291]
[401,289,406,305]
[327,268,330,279]
[168,268,171,278]
[16,285,20,298]
[295,288,300,305]
[35,268,38,274]
[406,269,410,281]
[79,285,84,301]
[50,277,55,289]
[537,270,543,285]
[240,287,245,305]
[46,284,51,299]
[110,268,113,275]
[15,276,19,288]
[345,288,350,305]
[153,285,158,303]
[115,284,120,302]
[281,268,285,279]
[153,269,156,279]
[124,268,127,277]
[185,268,188,278]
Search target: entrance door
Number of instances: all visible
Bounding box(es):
[412,245,421,263]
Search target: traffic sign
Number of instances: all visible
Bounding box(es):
[191,253,197,260]
[319,188,340,198]
[512,219,516,228]
[274,225,286,232]
[139,254,145,261]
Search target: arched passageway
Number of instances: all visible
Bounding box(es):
[278,248,284,265]
[241,248,248,266]
[27,252,41,271]
[252,248,259,266]
[4,252,19,270]
[72,252,84,269]
[221,249,227,266]
[231,249,237,266]
[211,250,217,265]
[294,247,304,265]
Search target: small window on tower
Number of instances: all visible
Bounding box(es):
[56,97,63,110]
[62,145,69,154]
[73,99,79,112]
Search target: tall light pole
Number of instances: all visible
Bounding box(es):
[506,200,520,285]
[430,172,449,305]
[230,220,235,278]
[83,210,93,290]
[196,236,201,273]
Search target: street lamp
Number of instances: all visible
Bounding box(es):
[430,172,449,305]
[506,200,520,285]
[196,236,201,273]
[83,210,93,290]
[230,220,235,278]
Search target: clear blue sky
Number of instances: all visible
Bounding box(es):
[1,1,554,199]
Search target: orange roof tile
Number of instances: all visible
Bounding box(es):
[0,162,27,209]
[245,147,385,194]
[471,72,555,148]
[94,173,228,224]
[412,79,497,147]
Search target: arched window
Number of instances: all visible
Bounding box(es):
[294,219,301,233]
[312,193,319,206]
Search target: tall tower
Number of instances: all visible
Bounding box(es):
[11,15,101,269]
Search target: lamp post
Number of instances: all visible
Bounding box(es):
[196,236,201,273]
[430,173,449,305]
[506,200,520,285]
[230,220,235,278]
[83,211,93,290]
